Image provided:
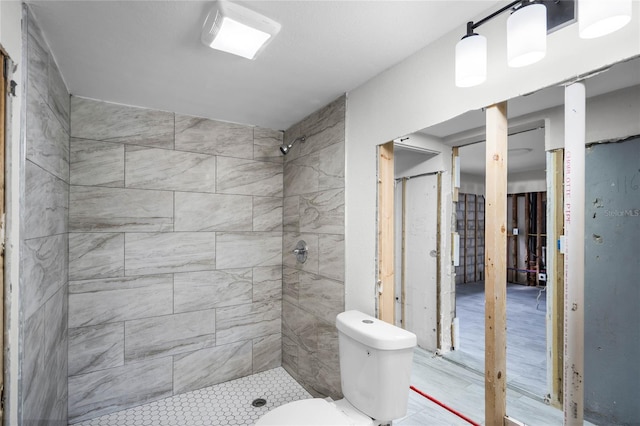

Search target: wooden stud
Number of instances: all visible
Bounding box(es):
[525,193,532,285]
[474,193,478,282]
[463,194,468,283]
[452,147,460,201]
[484,102,508,425]
[377,142,395,324]
[536,192,543,286]
[401,177,407,328]
[511,194,520,282]
[436,172,442,348]
[1,52,6,424]
[552,150,565,406]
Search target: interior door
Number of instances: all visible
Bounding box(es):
[402,174,438,351]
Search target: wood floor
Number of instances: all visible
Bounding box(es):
[444,281,547,399]
[397,348,597,426]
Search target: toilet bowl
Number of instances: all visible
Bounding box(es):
[255,398,373,425]
[256,310,417,425]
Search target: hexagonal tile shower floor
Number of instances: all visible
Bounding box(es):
[75,367,312,426]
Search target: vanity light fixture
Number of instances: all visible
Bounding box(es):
[201,1,281,60]
[455,0,633,88]
[579,0,632,39]
[507,2,547,68]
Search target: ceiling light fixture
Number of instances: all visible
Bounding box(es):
[579,0,632,39]
[201,1,281,60]
[455,0,632,88]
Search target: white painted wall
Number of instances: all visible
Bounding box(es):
[1,2,24,425]
[345,4,640,314]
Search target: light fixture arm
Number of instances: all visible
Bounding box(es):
[466,0,528,35]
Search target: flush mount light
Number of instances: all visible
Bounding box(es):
[201,1,281,60]
[578,0,632,39]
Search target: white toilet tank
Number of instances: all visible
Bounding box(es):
[336,310,417,423]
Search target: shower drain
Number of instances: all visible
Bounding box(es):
[252,398,267,408]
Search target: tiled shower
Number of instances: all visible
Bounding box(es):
[66,97,285,423]
[19,6,346,424]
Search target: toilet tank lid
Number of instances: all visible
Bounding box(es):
[336,310,417,350]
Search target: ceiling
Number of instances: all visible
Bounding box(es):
[27,0,502,131]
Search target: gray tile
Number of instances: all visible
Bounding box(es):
[44,284,68,356]
[125,146,216,192]
[216,301,281,346]
[299,271,344,325]
[26,88,70,182]
[68,323,124,376]
[283,152,319,197]
[70,139,124,187]
[69,233,124,280]
[48,55,70,131]
[253,265,282,303]
[282,300,317,353]
[174,269,252,313]
[173,341,253,394]
[283,266,300,305]
[283,196,300,232]
[217,157,283,197]
[253,197,283,232]
[125,310,216,362]
[318,234,345,282]
[298,347,342,399]
[316,323,340,370]
[299,188,344,234]
[24,284,69,424]
[23,307,45,423]
[283,233,318,274]
[318,141,344,191]
[69,186,173,232]
[25,160,68,240]
[68,357,173,423]
[68,275,173,328]
[174,192,252,232]
[175,114,253,158]
[22,233,68,319]
[70,97,174,148]
[216,232,281,269]
[254,127,284,163]
[282,335,299,374]
[125,232,216,275]
[253,333,282,373]
[285,96,345,160]
[26,14,49,100]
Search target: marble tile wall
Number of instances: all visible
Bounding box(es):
[67,97,285,423]
[281,96,346,399]
[21,7,70,425]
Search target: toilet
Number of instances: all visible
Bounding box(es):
[256,310,417,425]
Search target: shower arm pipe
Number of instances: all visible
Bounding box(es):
[280,135,307,155]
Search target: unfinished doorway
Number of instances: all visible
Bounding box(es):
[446,125,549,400]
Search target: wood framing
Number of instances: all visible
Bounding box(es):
[484,102,508,425]
[1,51,6,424]
[549,149,565,407]
[377,142,395,324]
[401,177,407,328]
[436,172,442,347]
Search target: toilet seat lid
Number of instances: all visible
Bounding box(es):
[256,398,369,425]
